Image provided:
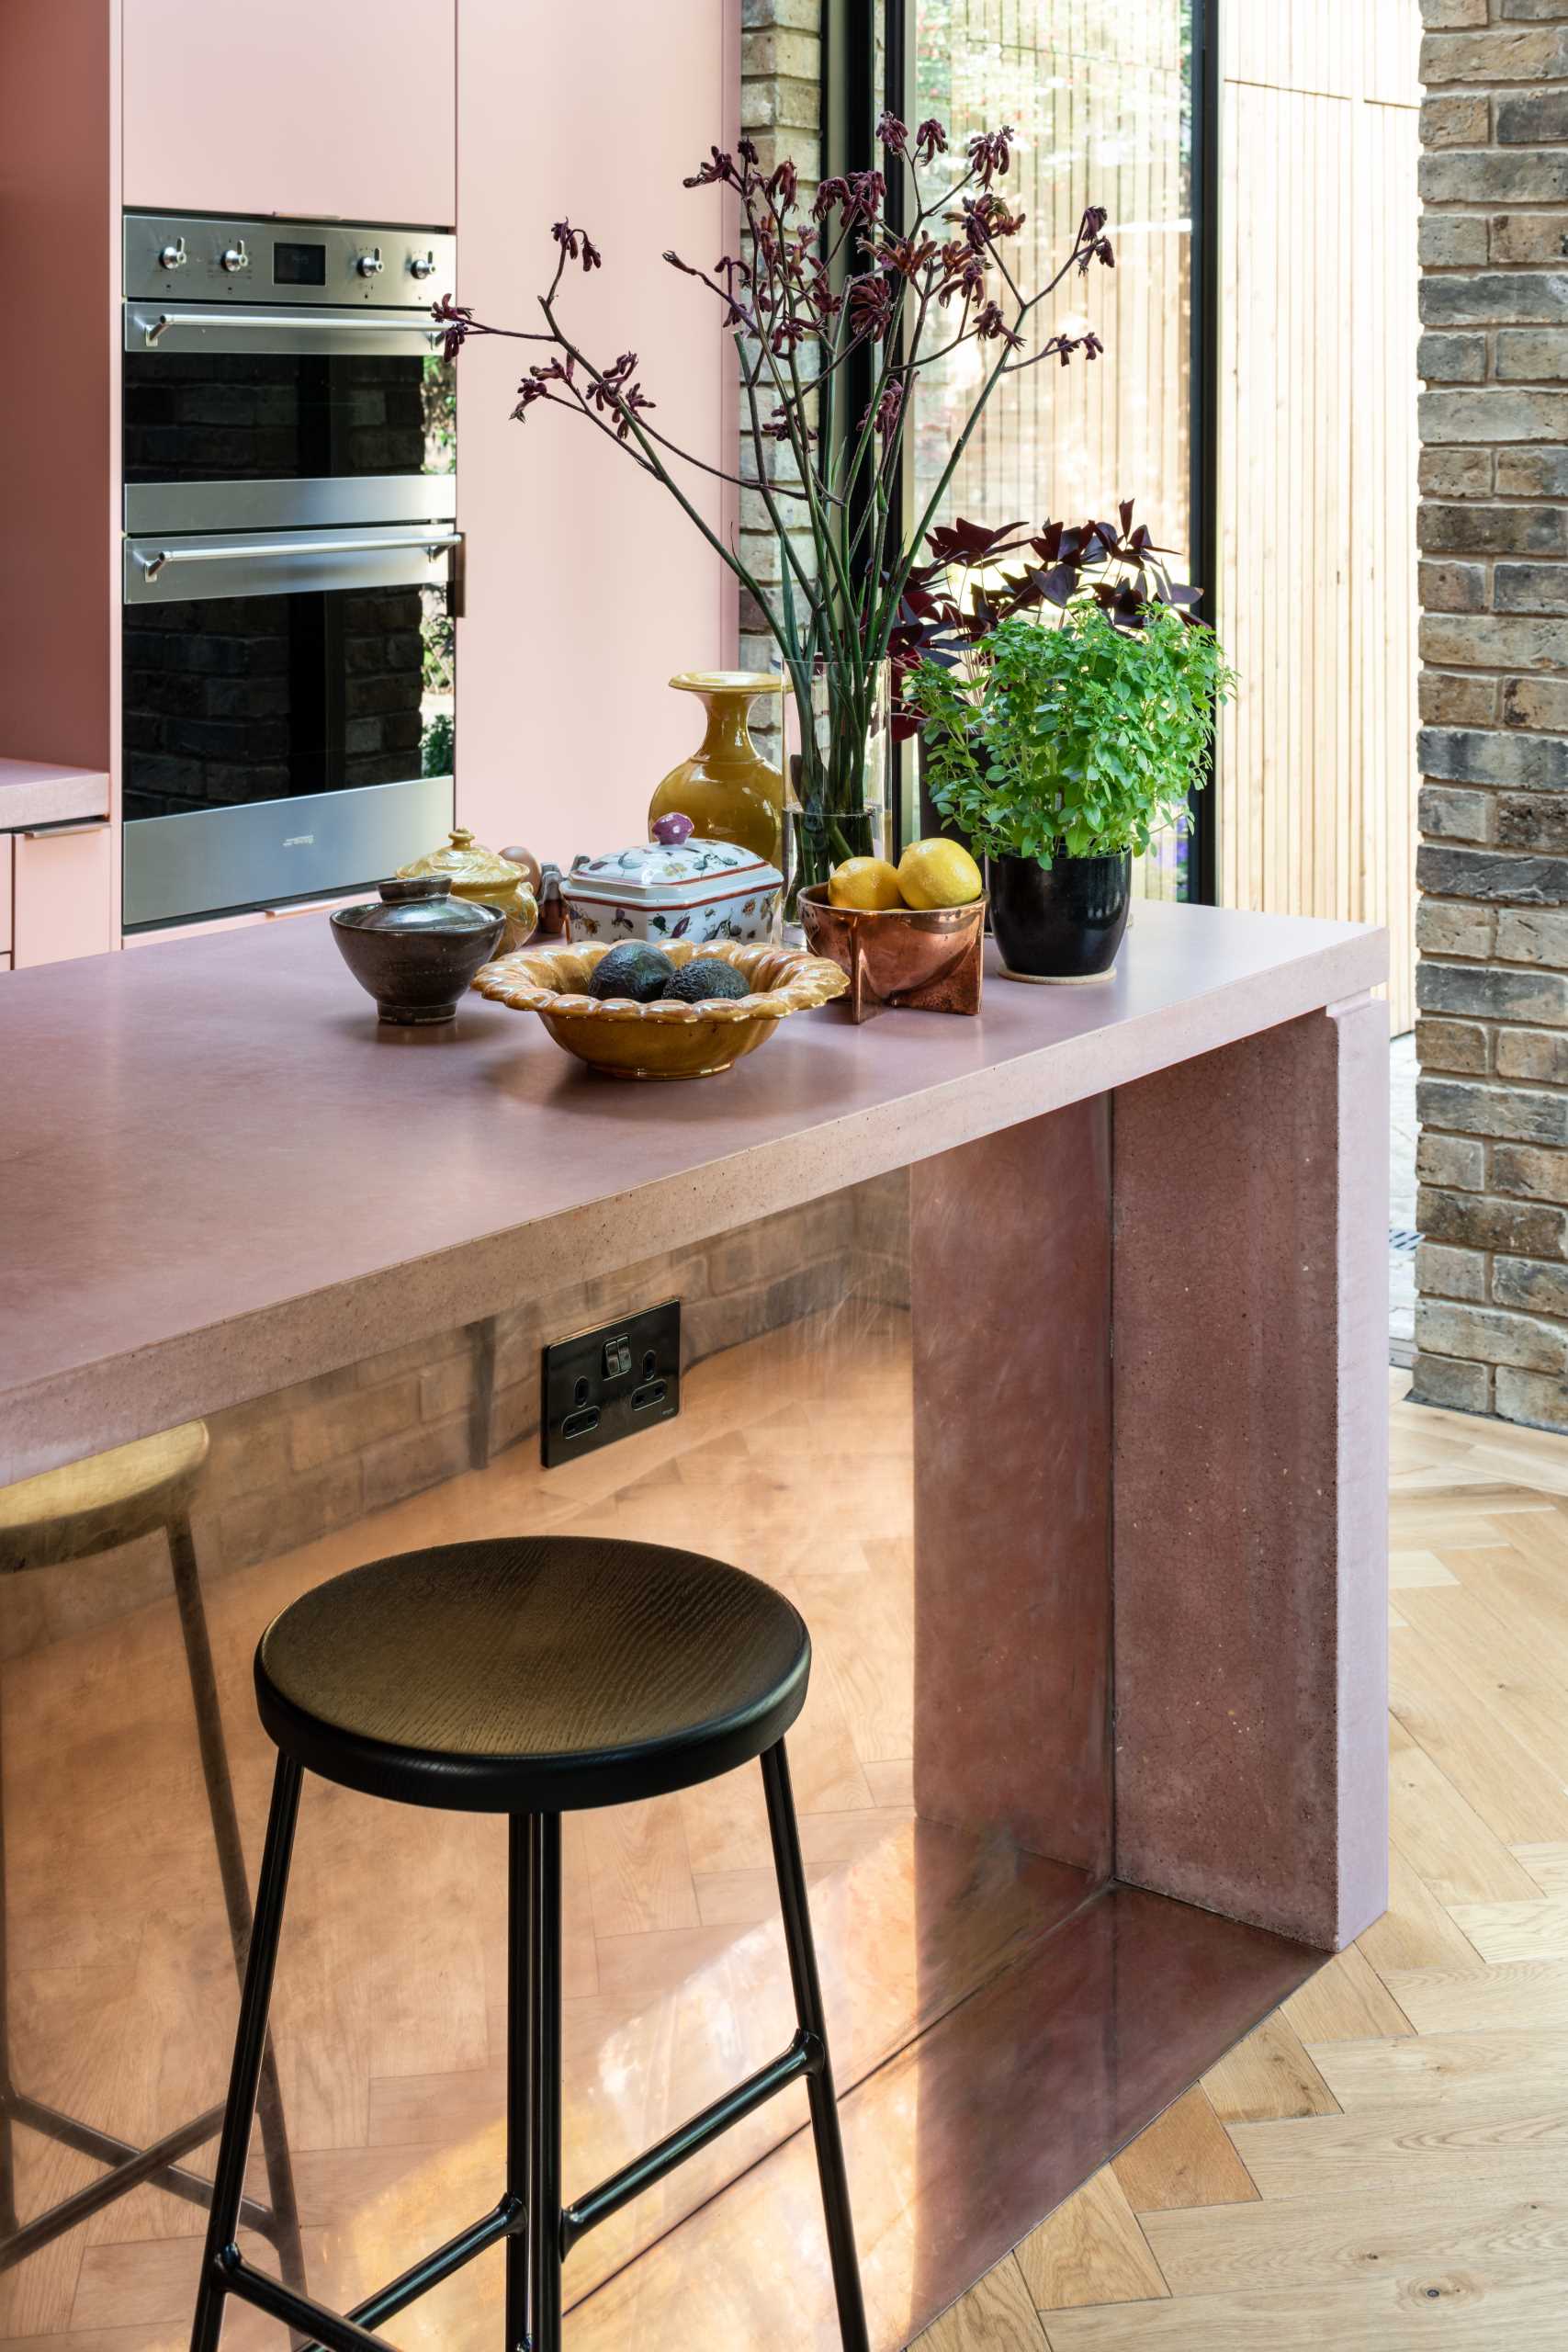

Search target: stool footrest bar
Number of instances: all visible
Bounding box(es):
[560,2028,818,2255]
[0,2097,274,2269]
[296,2199,523,2351]
[220,2253,403,2352]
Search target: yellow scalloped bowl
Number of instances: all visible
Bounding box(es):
[470,938,849,1080]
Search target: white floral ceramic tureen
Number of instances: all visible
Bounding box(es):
[560,814,783,948]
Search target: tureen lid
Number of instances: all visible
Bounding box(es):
[398,826,524,890]
[567,818,782,904]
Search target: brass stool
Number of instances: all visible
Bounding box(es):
[0,1426,302,2283]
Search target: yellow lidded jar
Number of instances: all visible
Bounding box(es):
[397,827,538,953]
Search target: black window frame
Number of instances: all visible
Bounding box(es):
[823,0,1221,897]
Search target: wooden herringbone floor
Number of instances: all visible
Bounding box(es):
[915,1374,1568,2350]
[13,1338,1562,2346]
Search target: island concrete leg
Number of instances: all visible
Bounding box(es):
[1111,994,1389,1949]
[910,1099,1114,1880]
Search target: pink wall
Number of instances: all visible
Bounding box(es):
[0,3,113,778]
[123,0,457,226]
[456,0,739,867]
[0,1,118,962]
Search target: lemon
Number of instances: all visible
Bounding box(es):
[829,856,904,910]
[897,837,983,909]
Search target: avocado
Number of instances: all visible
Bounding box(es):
[661,956,751,1004]
[590,941,676,1002]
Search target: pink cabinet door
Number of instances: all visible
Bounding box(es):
[455,0,736,861]
[12,826,115,967]
[123,0,456,225]
[0,839,11,956]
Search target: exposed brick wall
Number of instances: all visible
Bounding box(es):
[1414,0,1568,1428]
[739,0,823,763]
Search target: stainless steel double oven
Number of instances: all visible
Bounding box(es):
[121,211,460,930]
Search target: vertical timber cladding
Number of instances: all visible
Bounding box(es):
[1414,0,1568,1430]
[1217,0,1422,1032]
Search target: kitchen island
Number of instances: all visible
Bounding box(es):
[0,899,1388,2348]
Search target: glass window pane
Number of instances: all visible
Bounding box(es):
[911,0,1197,898]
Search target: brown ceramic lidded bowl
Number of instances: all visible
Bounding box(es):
[797,885,987,1022]
[331,876,506,1025]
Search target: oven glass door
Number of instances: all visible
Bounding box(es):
[121,526,457,929]
[124,344,455,486]
[122,306,457,533]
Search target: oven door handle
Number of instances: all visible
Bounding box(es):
[135,530,461,582]
[131,308,447,350]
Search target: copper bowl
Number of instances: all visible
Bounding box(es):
[797,885,986,1020]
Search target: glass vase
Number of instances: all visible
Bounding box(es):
[784,659,893,915]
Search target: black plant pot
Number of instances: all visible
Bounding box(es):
[987,851,1132,982]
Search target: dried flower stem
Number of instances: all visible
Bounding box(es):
[435,113,1117,881]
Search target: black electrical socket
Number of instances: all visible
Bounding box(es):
[540,1298,681,1467]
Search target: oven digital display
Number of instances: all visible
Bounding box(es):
[273,240,327,287]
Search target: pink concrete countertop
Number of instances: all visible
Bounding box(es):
[0,757,111,831]
[0,901,1385,1480]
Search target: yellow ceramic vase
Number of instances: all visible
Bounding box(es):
[648,672,785,866]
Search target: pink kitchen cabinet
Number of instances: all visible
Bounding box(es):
[455,0,737,864]
[12,827,115,968]
[0,841,11,956]
[123,0,457,226]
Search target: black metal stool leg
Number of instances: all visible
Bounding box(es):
[761,1741,871,2352]
[504,1815,529,2352]
[189,1755,303,2352]
[524,1813,562,2352]
[0,1676,19,2244]
[167,1515,306,2301]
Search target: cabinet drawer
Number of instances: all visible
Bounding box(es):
[12,825,114,967]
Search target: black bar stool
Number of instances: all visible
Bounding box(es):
[188,1534,870,2352]
[0,1425,302,2285]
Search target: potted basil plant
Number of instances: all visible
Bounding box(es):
[908,603,1236,981]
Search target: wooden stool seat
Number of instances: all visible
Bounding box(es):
[0,1422,209,1572]
[256,1534,811,1814]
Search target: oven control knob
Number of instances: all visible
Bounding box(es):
[356,245,384,277]
[220,239,250,274]
[158,235,187,271]
[408,251,437,281]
